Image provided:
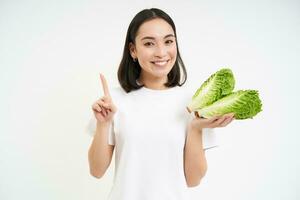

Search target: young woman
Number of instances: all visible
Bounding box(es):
[87,8,234,200]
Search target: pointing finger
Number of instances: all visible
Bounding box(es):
[100,73,111,97]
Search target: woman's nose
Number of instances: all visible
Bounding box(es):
[154,44,167,57]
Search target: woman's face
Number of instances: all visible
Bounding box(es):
[129,18,177,81]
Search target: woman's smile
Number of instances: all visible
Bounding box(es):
[151,59,170,67]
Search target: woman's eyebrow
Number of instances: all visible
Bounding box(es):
[141,34,175,41]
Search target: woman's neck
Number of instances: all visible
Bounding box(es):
[137,75,168,90]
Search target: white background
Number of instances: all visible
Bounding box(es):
[1,0,299,199]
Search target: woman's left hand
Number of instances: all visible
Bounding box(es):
[189,112,235,132]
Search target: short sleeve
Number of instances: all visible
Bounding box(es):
[202,128,218,150]
[85,114,115,146]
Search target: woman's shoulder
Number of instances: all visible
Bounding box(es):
[109,86,128,103]
[177,83,196,97]
[110,85,128,94]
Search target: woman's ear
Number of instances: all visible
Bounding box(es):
[129,42,136,58]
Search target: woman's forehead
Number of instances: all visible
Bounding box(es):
[136,18,175,40]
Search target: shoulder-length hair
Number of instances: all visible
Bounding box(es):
[117,8,187,93]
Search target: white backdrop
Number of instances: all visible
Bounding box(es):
[1,0,299,200]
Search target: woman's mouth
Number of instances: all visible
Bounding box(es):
[151,60,169,67]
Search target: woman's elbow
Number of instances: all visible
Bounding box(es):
[187,175,204,188]
[186,169,207,188]
[187,181,200,188]
[88,159,106,179]
[89,168,104,179]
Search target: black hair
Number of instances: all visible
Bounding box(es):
[117,8,187,93]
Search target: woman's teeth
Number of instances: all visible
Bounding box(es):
[152,60,168,66]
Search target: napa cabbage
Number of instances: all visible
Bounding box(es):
[186,68,235,113]
[194,90,262,119]
[186,68,263,120]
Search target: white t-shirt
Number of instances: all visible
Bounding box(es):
[86,85,218,200]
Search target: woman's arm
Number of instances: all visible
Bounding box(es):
[88,121,114,178]
[183,113,235,187]
[183,126,207,187]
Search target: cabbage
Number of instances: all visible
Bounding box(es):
[186,68,235,113]
[195,90,263,120]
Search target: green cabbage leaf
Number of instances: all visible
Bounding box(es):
[195,90,262,120]
[186,68,235,112]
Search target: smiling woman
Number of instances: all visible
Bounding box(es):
[129,18,177,89]
[117,8,187,93]
[87,7,222,200]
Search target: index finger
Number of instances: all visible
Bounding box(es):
[100,73,110,97]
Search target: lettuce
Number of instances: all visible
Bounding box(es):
[195,90,262,119]
[186,68,235,113]
[186,68,263,120]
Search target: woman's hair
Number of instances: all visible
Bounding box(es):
[117,8,187,93]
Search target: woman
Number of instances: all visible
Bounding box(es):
[88,8,234,200]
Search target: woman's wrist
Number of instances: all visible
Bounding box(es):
[188,120,203,133]
[96,120,112,129]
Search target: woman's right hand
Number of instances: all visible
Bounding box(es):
[91,73,117,124]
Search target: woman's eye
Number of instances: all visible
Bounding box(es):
[144,42,154,46]
[144,40,174,46]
